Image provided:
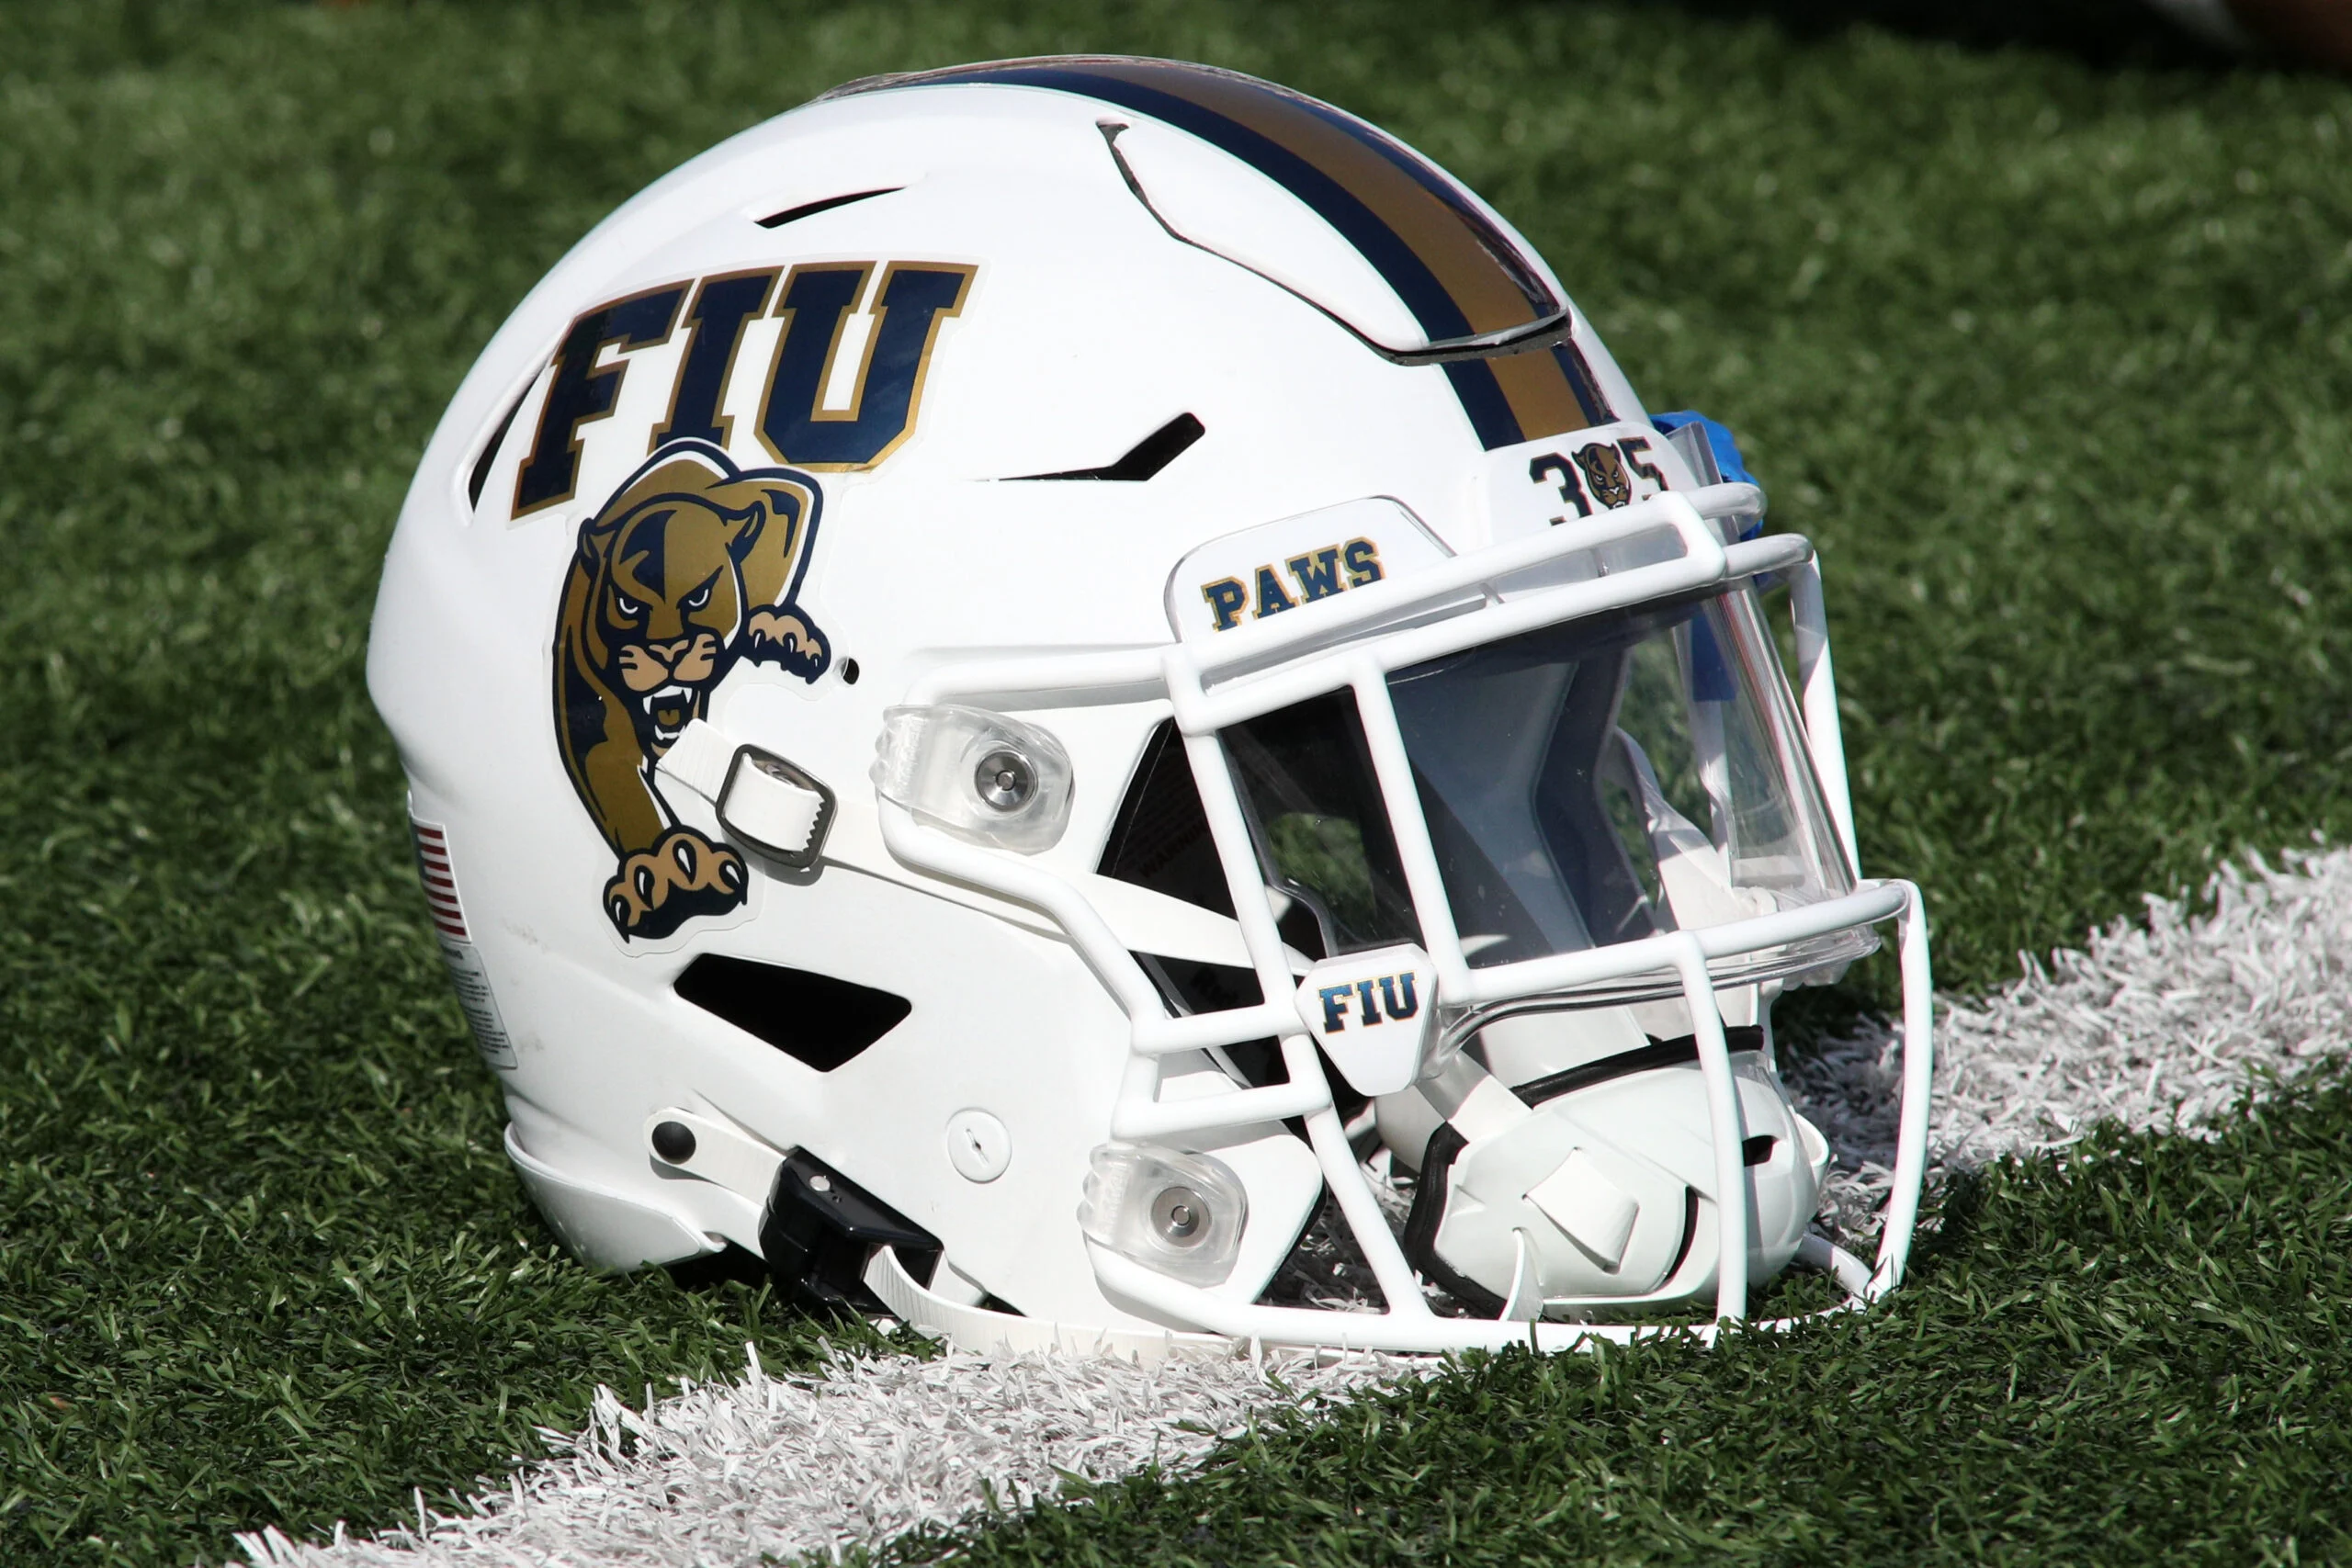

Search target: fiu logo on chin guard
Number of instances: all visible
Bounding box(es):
[1200,537,1385,633]
[1312,971,1421,1033]
[554,439,829,940]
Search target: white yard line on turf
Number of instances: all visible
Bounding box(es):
[234,1346,1414,1567]
[1790,845,2352,1229]
[234,846,2352,1568]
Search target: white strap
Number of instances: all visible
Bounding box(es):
[1524,1147,1640,1269]
[655,718,734,803]
[725,754,827,856]
[862,1247,1236,1364]
[657,718,830,859]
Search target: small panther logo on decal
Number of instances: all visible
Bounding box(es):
[553,439,830,940]
[1572,441,1634,509]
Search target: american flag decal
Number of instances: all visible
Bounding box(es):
[411,820,469,942]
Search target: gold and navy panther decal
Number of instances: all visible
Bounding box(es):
[554,439,829,939]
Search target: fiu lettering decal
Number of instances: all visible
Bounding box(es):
[757,262,974,468]
[515,285,689,515]
[1200,537,1385,633]
[1313,970,1422,1033]
[1528,434,1668,523]
[514,261,976,518]
[650,268,780,452]
[553,439,830,940]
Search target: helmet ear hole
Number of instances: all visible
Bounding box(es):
[674,954,910,1073]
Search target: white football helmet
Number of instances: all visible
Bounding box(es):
[368,57,1934,1356]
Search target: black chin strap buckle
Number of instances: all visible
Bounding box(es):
[760,1151,941,1314]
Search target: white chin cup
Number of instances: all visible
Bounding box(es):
[1423,1060,1831,1314]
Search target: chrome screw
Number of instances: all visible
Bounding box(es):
[975,749,1035,810]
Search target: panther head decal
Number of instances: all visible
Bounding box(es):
[553,439,830,940]
[1573,441,1634,510]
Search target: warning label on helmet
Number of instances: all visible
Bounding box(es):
[436,933,517,1070]
[409,814,518,1070]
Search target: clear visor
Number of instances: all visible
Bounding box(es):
[1223,581,1872,1000]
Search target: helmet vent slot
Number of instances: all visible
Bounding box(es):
[754,187,900,229]
[465,388,527,510]
[1005,412,1204,481]
[1659,1185,1702,1292]
[674,954,910,1072]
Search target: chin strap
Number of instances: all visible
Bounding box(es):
[1396,1055,1538,1319]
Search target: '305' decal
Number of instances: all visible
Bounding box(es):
[1528,434,1668,521]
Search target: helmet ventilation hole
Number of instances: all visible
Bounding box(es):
[674,954,911,1072]
[754,188,901,229]
[1004,412,1204,481]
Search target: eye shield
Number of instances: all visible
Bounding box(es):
[1220,576,1871,990]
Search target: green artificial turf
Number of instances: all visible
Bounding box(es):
[1,1,2347,1564]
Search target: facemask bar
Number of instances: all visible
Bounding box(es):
[875,486,1933,1353]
